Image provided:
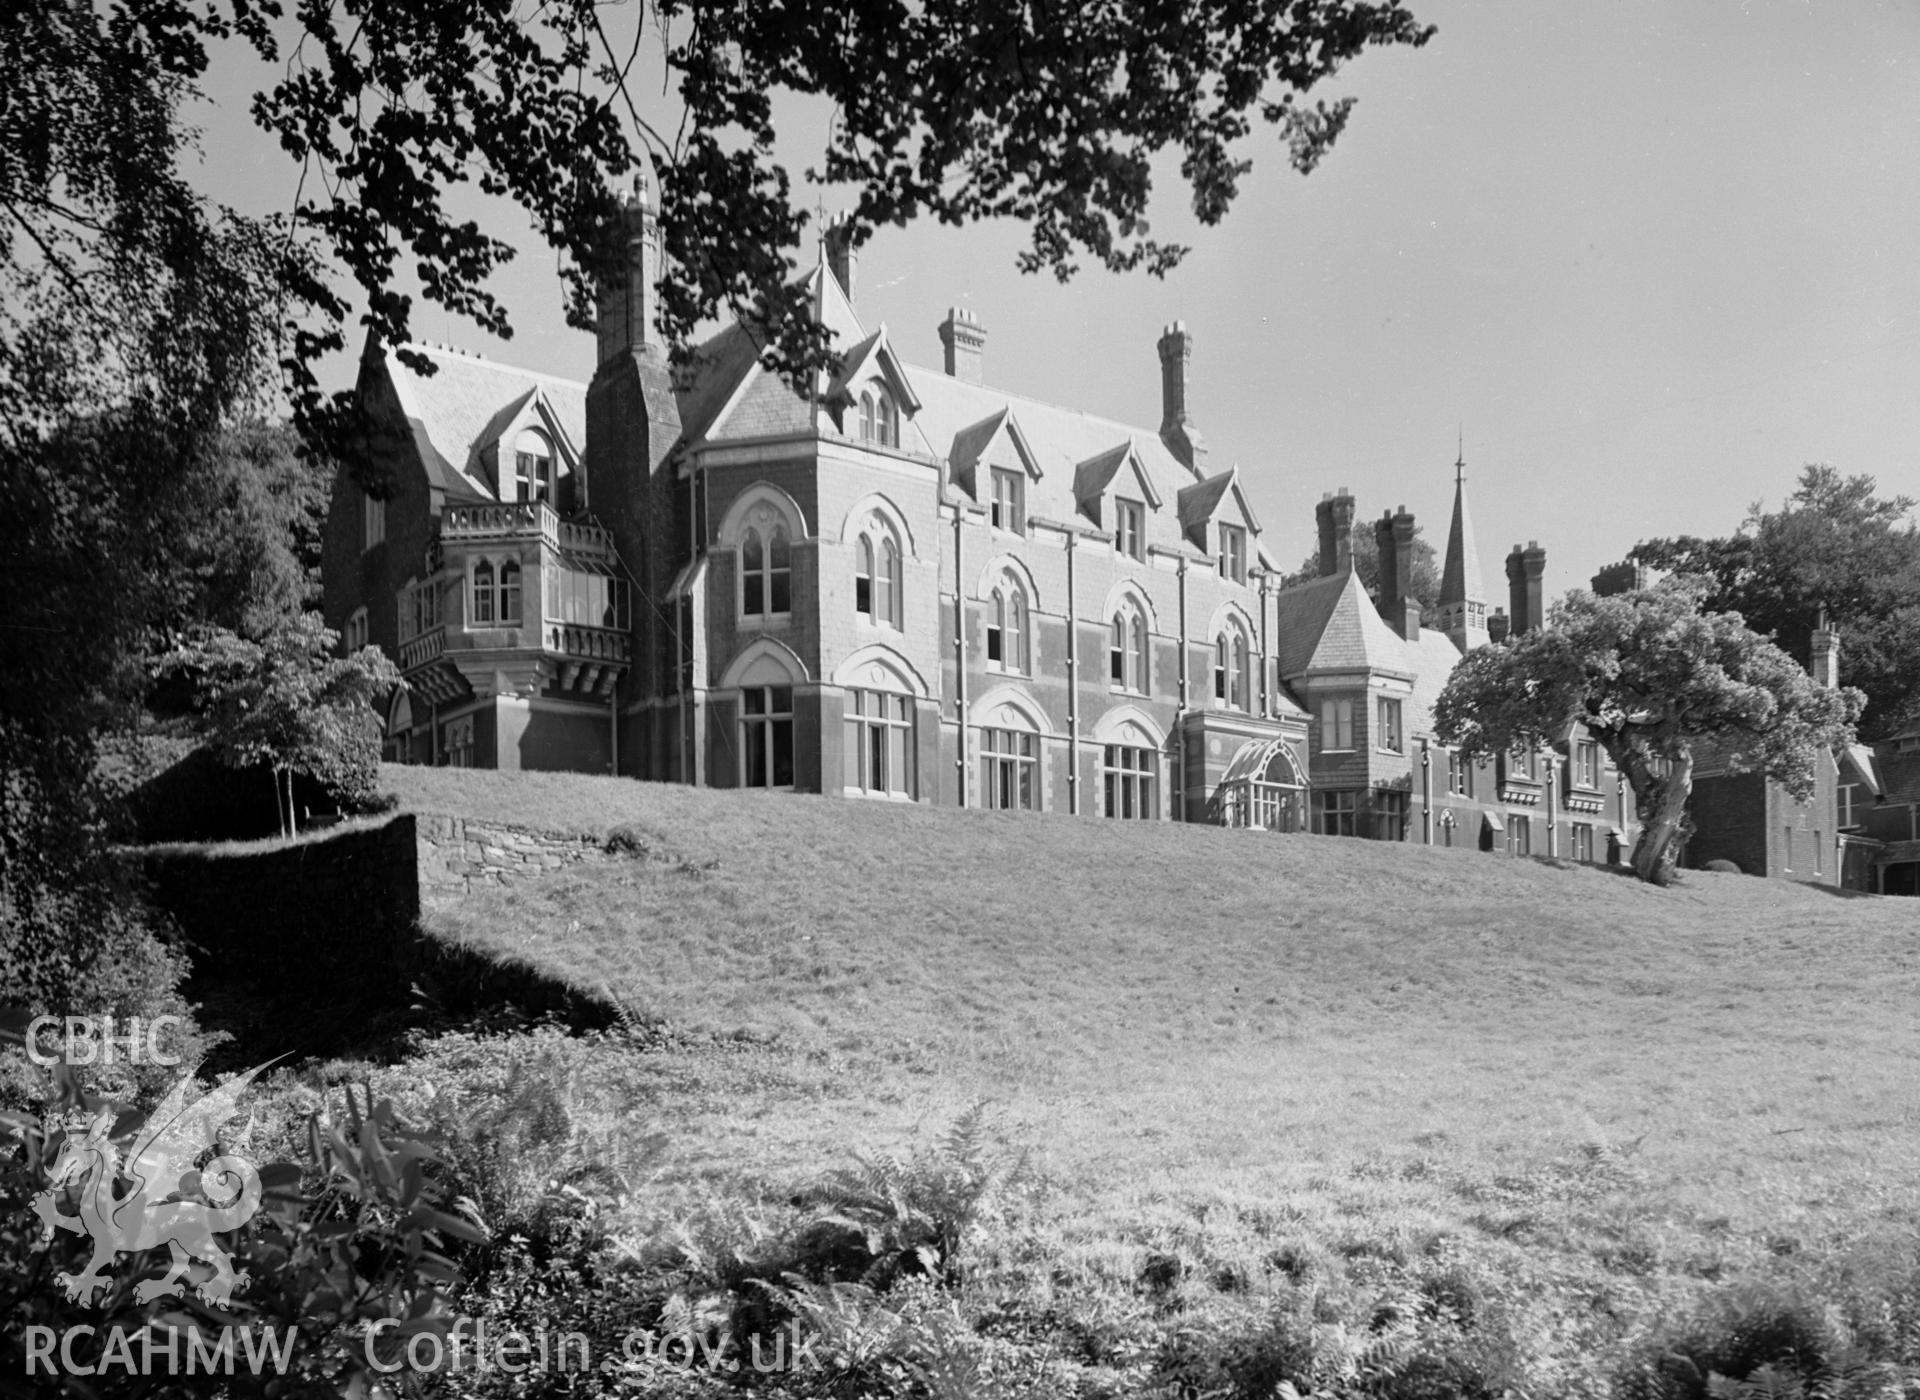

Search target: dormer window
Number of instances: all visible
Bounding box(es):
[1115,499,1144,561]
[990,468,1024,534]
[514,428,554,504]
[858,386,899,449]
[1218,523,1246,583]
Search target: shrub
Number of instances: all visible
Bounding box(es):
[1612,1284,1866,1400]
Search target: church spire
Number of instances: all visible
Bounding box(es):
[1437,436,1489,652]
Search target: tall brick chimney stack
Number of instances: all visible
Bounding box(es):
[1315,494,1337,578]
[1391,507,1421,641]
[1374,508,1422,639]
[595,167,663,366]
[1374,512,1399,618]
[823,211,857,306]
[1156,322,1207,472]
[1330,489,1355,575]
[1505,541,1547,635]
[938,307,986,384]
[1812,609,1841,689]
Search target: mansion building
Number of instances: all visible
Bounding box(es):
[323,180,1640,860]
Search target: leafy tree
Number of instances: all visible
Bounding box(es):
[1631,465,1920,740]
[15,0,1436,447]
[162,615,401,838]
[1435,582,1863,887]
[1281,523,1442,613]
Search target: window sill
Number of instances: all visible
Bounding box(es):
[842,787,917,803]
[738,612,794,629]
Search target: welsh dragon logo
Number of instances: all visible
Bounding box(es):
[31,1064,274,1309]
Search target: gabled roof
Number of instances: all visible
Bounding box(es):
[824,325,922,415]
[676,321,766,445]
[1841,743,1883,797]
[950,408,1043,497]
[1072,439,1160,513]
[1879,750,1920,808]
[1176,465,1261,546]
[384,343,586,503]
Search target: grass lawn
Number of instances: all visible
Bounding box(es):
[384,764,1920,1388]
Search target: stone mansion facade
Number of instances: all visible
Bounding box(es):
[324,182,1642,861]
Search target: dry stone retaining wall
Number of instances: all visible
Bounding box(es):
[413,814,606,904]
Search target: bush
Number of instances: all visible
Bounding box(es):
[1613,1284,1869,1400]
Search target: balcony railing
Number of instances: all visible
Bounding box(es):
[442,500,616,557]
[400,626,446,670]
[544,623,630,664]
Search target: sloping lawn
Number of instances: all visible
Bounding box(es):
[390,765,1919,1227]
[383,763,1920,1391]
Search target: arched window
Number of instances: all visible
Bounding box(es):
[1214,622,1250,710]
[855,518,903,628]
[742,527,767,616]
[876,536,898,626]
[471,559,495,625]
[1110,603,1149,692]
[498,559,522,625]
[857,386,898,449]
[768,527,792,613]
[987,578,1028,674]
[514,428,553,504]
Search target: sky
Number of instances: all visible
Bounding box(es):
[192,0,1920,603]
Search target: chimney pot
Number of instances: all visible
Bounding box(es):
[938,306,987,384]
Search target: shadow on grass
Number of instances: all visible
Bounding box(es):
[184,922,617,1076]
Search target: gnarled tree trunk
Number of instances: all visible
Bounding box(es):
[1614,744,1693,887]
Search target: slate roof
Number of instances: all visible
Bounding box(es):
[1438,465,1487,609]
[1878,750,1920,808]
[1270,569,1467,735]
[385,343,587,502]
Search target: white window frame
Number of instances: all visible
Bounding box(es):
[844,688,915,798]
[1109,603,1149,694]
[1213,623,1250,711]
[344,606,369,653]
[1575,739,1601,789]
[990,467,1024,534]
[1103,743,1156,820]
[986,578,1028,675]
[1320,697,1355,752]
[740,684,796,789]
[1376,696,1404,754]
[1115,498,1144,560]
[513,427,554,504]
[854,519,903,629]
[979,727,1039,810]
[1218,523,1246,583]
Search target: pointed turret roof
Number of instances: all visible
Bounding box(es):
[1438,440,1485,613]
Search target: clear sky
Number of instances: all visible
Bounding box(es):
[192,1,1920,603]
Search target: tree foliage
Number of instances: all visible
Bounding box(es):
[161,614,401,839]
[1631,465,1920,740]
[8,0,1435,446]
[1435,583,1862,887]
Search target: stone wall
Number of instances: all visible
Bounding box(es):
[413,814,606,904]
